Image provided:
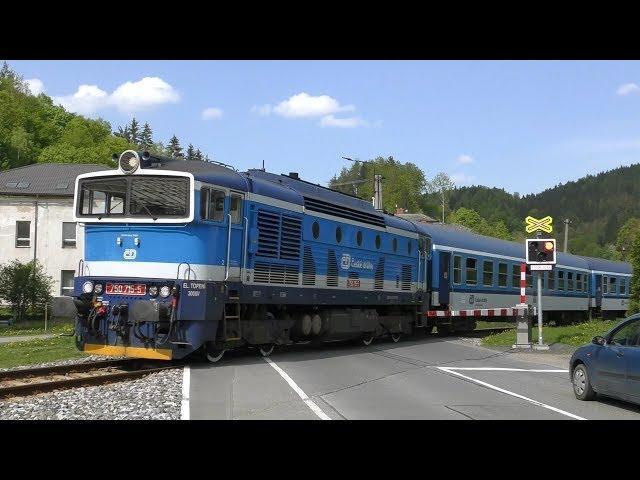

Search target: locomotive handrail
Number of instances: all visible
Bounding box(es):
[78,259,84,276]
[224,213,232,281]
[241,216,249,283]
[176,262,192,281]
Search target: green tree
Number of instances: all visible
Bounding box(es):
[427,172,455,223]
[194,148,204,161]
[186,144,195,161]
[329,156,427,213]
[166,134,182,158]
[140,122,153,150]
[128,117,140,145]
[628,234,640,314]
[0,260,53,322]
[448,207,489,234]
[616,217,640,261]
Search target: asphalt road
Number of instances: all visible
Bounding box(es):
[185,334,640,420]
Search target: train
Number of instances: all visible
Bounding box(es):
[57,150,632,362]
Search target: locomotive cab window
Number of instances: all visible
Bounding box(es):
[230,193,243,224]
[466,257,477,286]
[200,187,225,221]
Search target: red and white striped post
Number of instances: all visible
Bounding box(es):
[518,262,527,307]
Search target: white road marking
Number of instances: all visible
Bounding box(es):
[438,366,586,420]
[263,357,331,420]
[181,365,190,420]
[444,367,568,373]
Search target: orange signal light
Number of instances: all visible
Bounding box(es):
[544,241,554,251]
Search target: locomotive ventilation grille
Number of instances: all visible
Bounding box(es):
[401,264,412,291]
[327,250,339,287]
[374,257,385,290]
[256,209,302,260]
[254,262,299,285]
[303,196,386,228]
[302,245,316,286]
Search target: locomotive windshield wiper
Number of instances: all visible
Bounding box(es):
[139,203,158,221]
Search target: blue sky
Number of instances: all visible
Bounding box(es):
[9,60,640,195]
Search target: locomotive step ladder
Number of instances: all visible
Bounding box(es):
[223,296,242,341]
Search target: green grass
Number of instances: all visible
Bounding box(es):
[0,320,73,337]
[482,319,622,347]
[476,320,515,330]
[0,335,87,369]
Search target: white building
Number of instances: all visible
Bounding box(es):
[0,163,106,297]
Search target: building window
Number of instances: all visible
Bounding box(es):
[453,255,461,284]
[62,222,77,248]
[15,221,30,248]
[496,262,507,287]
[567,272,574,291]
[60,270,75,296]
[483,260,493,287]
[558,271,565,291]
[548,270,555,290]
[466,257,477,286]
[512,264,520,289]
[230,193,243,224]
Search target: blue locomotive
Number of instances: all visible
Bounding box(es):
[64,150,632,362]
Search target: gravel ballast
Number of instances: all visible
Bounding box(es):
[0,364,184,420]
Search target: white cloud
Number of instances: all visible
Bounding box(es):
[25,78,44,96]
[109,77,180,112]
[251,104,272,116]
[319,115,367,128]
[269,92,354,118]
[617,83,640,96]
[53,85,109,115]
[457,154,474,164]
[53,76,180,115]
[202,107,223,120]
[450,172,476,185]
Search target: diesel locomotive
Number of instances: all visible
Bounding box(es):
[60,150,632,362]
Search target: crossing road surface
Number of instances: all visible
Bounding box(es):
[184,335,640,420]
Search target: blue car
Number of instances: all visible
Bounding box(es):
[570,313,640,404]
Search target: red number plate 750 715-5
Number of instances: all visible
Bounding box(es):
[105,283,146,296]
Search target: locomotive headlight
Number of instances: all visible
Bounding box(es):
[119,150,140,174]
[82,281,94,294]
[160,286,171,298]
[149,285,159,297]
[94,283,103,294]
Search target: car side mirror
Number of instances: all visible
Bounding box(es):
[592,336,606,346]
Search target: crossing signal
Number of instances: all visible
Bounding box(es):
[526,238,556,268]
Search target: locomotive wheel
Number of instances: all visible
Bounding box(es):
[259,344,275,357]
[390,333,401,343]
[361,334,375,346]
[205,343,226,363]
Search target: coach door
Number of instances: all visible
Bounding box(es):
[225,191,246,281]
[595,274,603,309]
[438,251,451,305]
[418,235,430,292]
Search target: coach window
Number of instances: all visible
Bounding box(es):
[356,230,362,246]
[584,275,589,293]
[312,221,320,239]
[610,277,617,296]
[620,278,627,295]
[567,272,574,291]
[336,226,342,244]
[498,262,508,287]
[558,271,565,291]
[375,234,381,250]
[466,257,477,286]
[230,193,243,224]
[526,271,533,288]
[576,273,583,292]
[548,270,555,290]
[453,255,461,284]
[392,237,397,252]
[483,260,493,287]
[511,264,520,289]
[603,276,608,294]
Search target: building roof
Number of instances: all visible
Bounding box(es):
[396,213,438,223]
[0,163,108,197]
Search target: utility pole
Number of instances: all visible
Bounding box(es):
[340,157,383,210]
[563,218,571,253]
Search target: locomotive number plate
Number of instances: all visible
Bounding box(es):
[105,283,147,296]
[347,278,361,288]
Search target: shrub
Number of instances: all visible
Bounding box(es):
[0,260,53,322]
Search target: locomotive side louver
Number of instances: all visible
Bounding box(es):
[302,245,316,286]
[401,265,412,291]
[303,196,386,228]
[327,250,339,287]
[254,262,299,285]
[256,209,302,260]
[374,257,385,290]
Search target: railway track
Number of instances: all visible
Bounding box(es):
[0,359,179,400]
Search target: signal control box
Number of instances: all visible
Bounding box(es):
[526,238,556,271]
